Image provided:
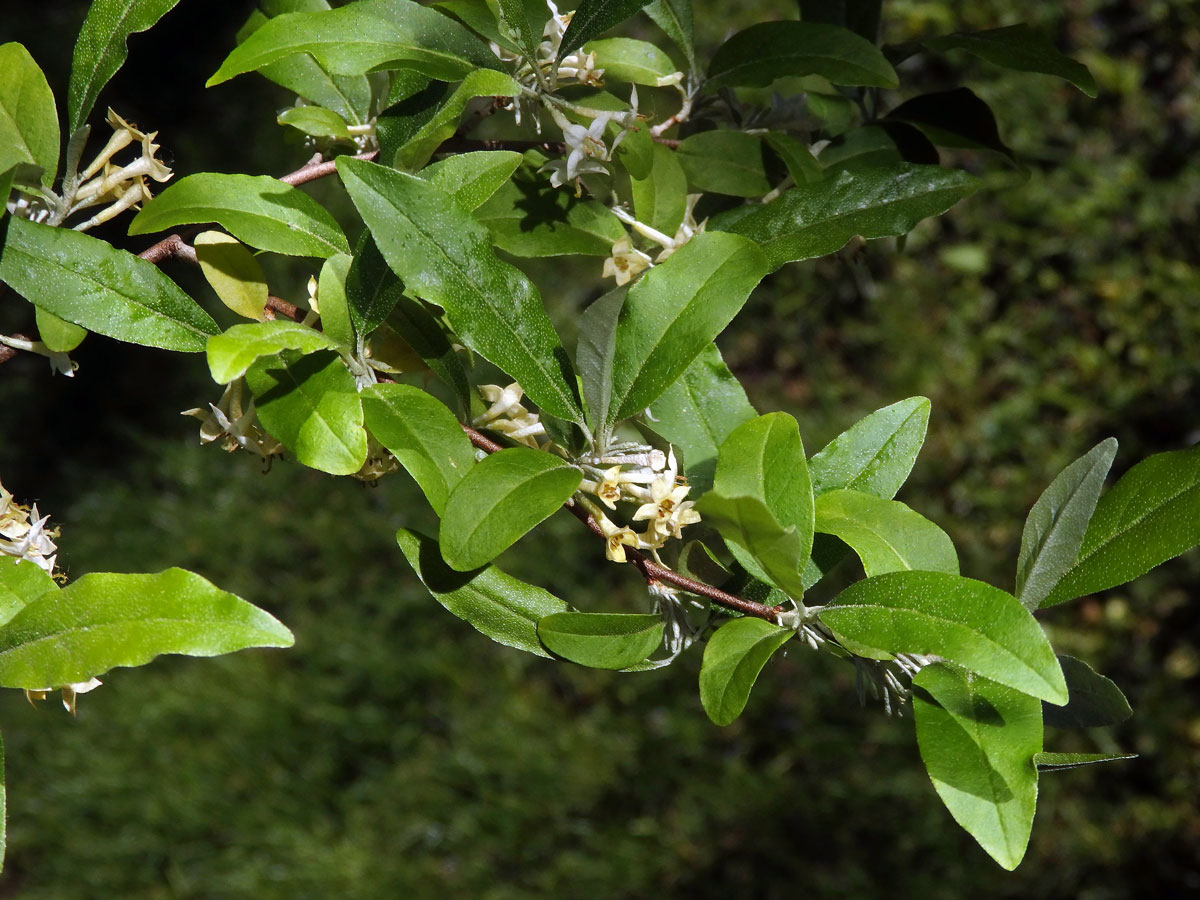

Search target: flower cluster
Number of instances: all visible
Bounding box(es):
[604,193,707,283]
[65,109,173,231]
[578,445,700,563]
[182,379,284,461]
[0,478,59,575]
[472,383,546,448]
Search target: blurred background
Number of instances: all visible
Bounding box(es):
[0,1,1197,896]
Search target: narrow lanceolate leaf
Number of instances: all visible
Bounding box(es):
[396,528,568,657]
[708,21,898,89]
[393,70,521,170]
[338,157,584,423]
[209,0,497,86]
[537,613,663,670]
[913,664,1042,871]
[1042,655,1132,730]
[645,0,695,70]
[808,397,930,499]
[713,414,814,583]
[360,383,475,515]
[67,0,183,131]
[388,295,472,411]
[245,349,368,475]
[129,174,349,258]
[0,568,293,690]
[821,571,1067,704]
[1042,446,1200,608]
[606,232,769,431]
[346,232,404,338]
[496,0,542,62]
[924,25,1097,97]
[557,0,654,61]
[439,448,582,571]
[0,43,59,185]
[630,142,688,237]
[696,493,810,601]
[1034,752,1136,771]
[1015,438,1117,611]
[725,164,979,271]
[584,38,680,86]
[207,320,342,384]
[647,344,757,494]
[576,287,627,438]
[421,150,523,211]
[0,558,59,629]
[195,231,268,321]
[0,218,218,352]
[814,489,958,576]
[699,617,793,726]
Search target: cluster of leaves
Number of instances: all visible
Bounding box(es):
[0,0,1197,873]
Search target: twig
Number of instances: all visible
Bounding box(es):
[460,423,785,623]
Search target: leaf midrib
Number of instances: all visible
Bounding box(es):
[1070,477,1200,573]
[0,616,282,663]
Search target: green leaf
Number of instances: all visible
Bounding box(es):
[33,308,87,354]
[808,397,930,498]
[912,663,1042,871]
[244,349,368,475]
[67,0,183,132]
[393,69,521,170]
[606,232,768,432]
[208,0,497,86]
[712,414,814,583]
[676,131,769,198]
[821,571,1067,704]
[360,383,475,515]
[129,174,350,259]
[239,5,372,125]
[0,166,13,224]
[0,727,5,871]
[630,142,687,237]
[1015,438,1117,611]
[558,0,654,61]
[1042,446,1200,608]
[1042,654,1132,729]
[277,105,353,139]
[576,287,627,438]
[496,0,541,61]
[396,527,568,657]
[696,493,810,601]
[194,231,269,321]
[317,253,355,347]
[798,0,881,43]
[0,218,218,352]
[537,612,663,669]
[645,0,695,71]
[0,43,59,185]
[763,132,823,184]
[814,489,958,576]
[724,164,979,270]
[206,320,342,384]
[345,232,403,338]
[0,558,59,629]
[886,88,1015,159]
[338,157,583,422]
[388,295,472,411]
[646,344,757,494]
[699,617,793,725]
[584,38,679,86]
[439,447,582,571]
[1034,752,1136,771]
[421,150,523,211]
[475,174,627,257]
[0,568,293,690]
[924,25,1097,97]
[708,21,898,89]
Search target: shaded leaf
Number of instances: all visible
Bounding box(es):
[576,286,627,438]
[1042,654,1133,729]
[886,87,1014,159]
[558,0,654,61]
[924,25,1097,97]
[645,0,695,70]
[0,217,218,352]
[195,231,268,321]
[475,174,627,257]
[393,69,521,170]
[676,131,769,198]
[345,231,404,338]
[538,612,663,669]
[1034,752,1137,771]
[699,617,793,725]
[696,493,809,601]
[798,0,881,44]
[708,21,897,89]
[397,527,568,657]
[0,43,59,185]
[630,141,688,237]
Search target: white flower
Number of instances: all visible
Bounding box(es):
[25,677,102,715]
[602,236,652,285]
[0,480,60,575]
[182,380,283,460]
[631,469,700,541]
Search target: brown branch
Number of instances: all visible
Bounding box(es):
[264,295,305,323]
[460,423,785,623]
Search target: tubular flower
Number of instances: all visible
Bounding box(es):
[632,472,700,541]
[602,236,653,285]
[598,515,639,563]
[181,380,284,460]
[0,479,60,575]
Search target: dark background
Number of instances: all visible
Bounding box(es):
[0,1,1197,896]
